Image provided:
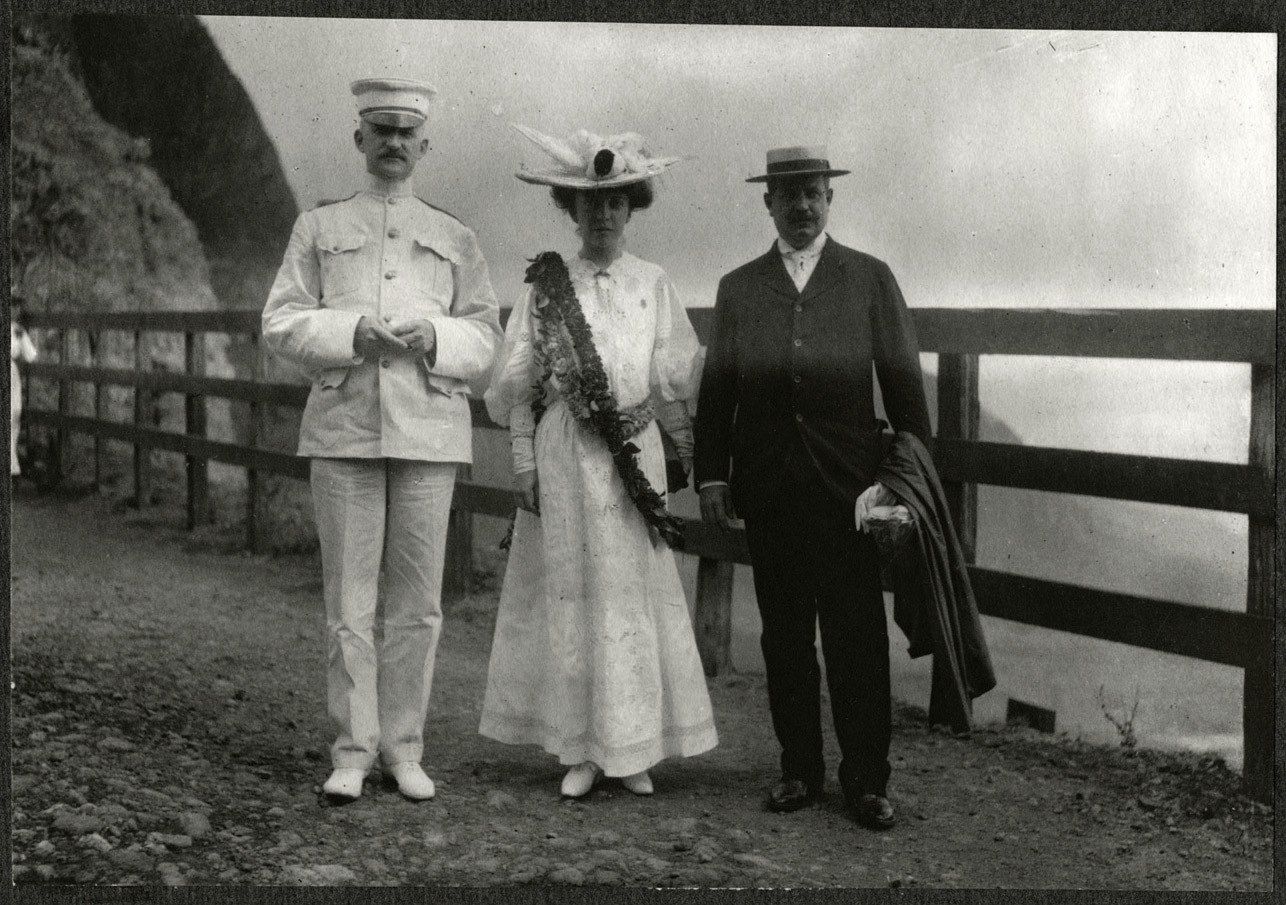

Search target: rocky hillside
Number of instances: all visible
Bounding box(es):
[68,13,298,315]
[68,14,314,546]
[10,28,233,435]
[11,15,316,549]
[9,19,313,546]
[10,31,218,316]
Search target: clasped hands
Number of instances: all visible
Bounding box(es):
[355,315,436,359]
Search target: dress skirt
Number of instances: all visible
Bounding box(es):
[479,399,718,776]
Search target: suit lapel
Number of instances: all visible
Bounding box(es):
[799,238,845,306]
[755,244,799,302]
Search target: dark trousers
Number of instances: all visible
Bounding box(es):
[742,462,892,797]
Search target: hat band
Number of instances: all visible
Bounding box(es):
[765,157,835,175]
[360,105,425,119]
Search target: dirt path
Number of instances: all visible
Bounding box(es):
[8,485,1274,890]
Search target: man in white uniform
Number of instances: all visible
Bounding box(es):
[263,77,501,802]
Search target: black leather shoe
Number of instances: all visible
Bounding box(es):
[853,793,895,830]
[765,778,820,813]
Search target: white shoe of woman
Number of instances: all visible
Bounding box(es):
[386,762,436,801]
[621,770,654,796]
[560,762,602,798]
[322,768,367,801]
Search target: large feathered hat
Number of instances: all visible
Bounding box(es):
[511,124,681,189]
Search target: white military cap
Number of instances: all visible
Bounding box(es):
[350,77,437,127]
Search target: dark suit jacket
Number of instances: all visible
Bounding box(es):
[694,238,931,515]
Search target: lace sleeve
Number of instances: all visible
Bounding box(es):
[648,271,703,403]
[483,286,540,427]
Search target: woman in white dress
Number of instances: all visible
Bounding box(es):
[480,126,718,798]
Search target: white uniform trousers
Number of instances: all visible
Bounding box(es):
[310,457,457,769]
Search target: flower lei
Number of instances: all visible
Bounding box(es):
[520,251,685,550]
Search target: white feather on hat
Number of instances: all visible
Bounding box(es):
[511,123,682,189]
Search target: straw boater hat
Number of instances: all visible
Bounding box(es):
[511,124,682,189]
[745,145,850,183]
[350,77,438,127]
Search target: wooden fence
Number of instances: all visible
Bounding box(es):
[19,306,1275,802]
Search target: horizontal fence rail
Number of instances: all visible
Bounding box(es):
[22,306,1274,362]
[932,438,1271,518]
[18,305,1274,801]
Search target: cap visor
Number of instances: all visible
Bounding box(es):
[363,111,426,128]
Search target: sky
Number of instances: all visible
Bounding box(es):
[202,19,1272,464]
[202,20,1274,315]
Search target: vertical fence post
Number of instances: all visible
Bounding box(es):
[92,329,105,490]
[694,556,735,677]
[936,352,981,563]
[132,329,152,507]
[52,327,70,486]
[443,466,474,597]
[184,331,209,530]
[245,333,262,553]
[1243,363,1274,803]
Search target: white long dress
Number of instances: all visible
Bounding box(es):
[480,252,718,777]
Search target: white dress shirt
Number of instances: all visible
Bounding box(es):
[777,232,828,292]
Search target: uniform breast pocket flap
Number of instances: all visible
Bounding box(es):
[422,366,465,398]
[316,367,350,390]
[410,235,457,302]
[317,229,369,299]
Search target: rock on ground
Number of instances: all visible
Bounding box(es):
[8,489,1276,890]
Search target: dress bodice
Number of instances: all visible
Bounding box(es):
[484,251,701,426]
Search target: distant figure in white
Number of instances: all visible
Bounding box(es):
[261,77,501,803]
[11,301,38,477]
[480,125,718,799]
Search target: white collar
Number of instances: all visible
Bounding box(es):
[364,173,414,198]
[777,232,828,259]
[575,250,630,277]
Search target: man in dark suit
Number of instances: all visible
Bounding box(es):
[694,146,931,830]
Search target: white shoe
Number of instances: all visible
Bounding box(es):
[386,762,436,801]
[322,768,367,801]
[560,762,602,798]
[621,770,653,796]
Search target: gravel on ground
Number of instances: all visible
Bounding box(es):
[8,484,1274,889]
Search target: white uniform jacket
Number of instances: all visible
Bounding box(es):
[263,183,501,462]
